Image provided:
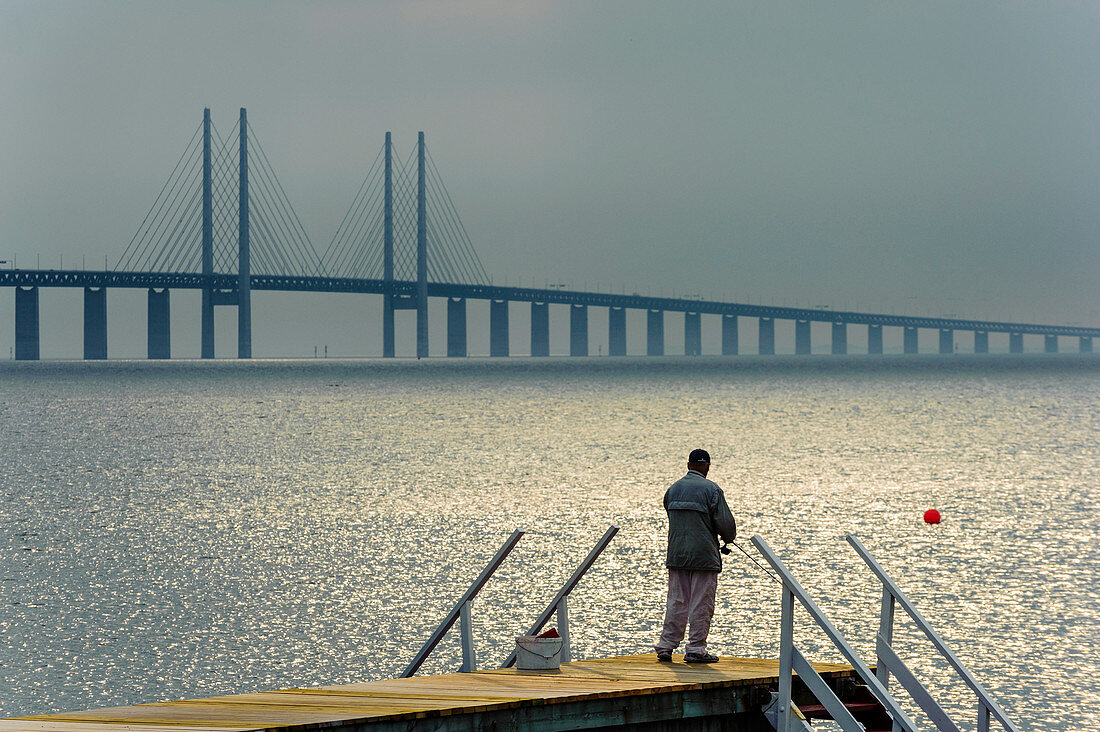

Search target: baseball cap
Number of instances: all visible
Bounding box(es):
[688,449,710,464]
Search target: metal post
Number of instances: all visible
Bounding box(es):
[684,312,701,356]
[939,328,954,355]
[83,287,107,360]
[831,322,847,355]
[459,600,476,673]
[237,108,251,359]
[608,307,626,356]
[14,286,39,360]
[530,302,549,356]
[758,317,775,355]
[795,320,811,355]
[876,586,895,689]
[904,326,919,354]
[556,598,571,663]
[868,324,883,354]
[383,132,395,358]
[721,314,738,355]
[647,309,664,356]
[447,297,467,357]
[570,304,588,356]
[778,587,795,732]
[977,701,991,732]
[201,108,214,359]
[490,299,509,357]
[147,288,171,359]
[416,131,428,358]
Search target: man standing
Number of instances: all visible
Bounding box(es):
[655,449,737,663]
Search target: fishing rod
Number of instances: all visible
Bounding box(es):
[722,541,782,585]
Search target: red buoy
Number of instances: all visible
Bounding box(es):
[923,509,941,524]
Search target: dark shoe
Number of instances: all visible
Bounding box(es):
[656,651,672,662]
[684,652,719,664]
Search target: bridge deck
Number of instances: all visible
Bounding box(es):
[5,654,857,731]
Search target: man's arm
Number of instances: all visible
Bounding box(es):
[712,489,737,543]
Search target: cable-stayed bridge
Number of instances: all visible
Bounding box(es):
[2,108,1098,360]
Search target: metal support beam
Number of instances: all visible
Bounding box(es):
[83,287,107,360]
[974,330,989,354]
[721,314,738,355]
[530,302,549,356]
[490,299,509,357]
[795,320,811,355]
[758,317,774,355]
[147,288,170,359]
[608,307,626,356]
[647,309,664,356]
[831,322,847,355]
[1081,336,1093,354]
[237,107,251,359]
[383,131,395,358]
[939,328,953,355]
[201,108,214,359]
[416,131,428,358]
[1009,332,1024,354]
[903,326,919,354]
[684,312,701,356]
[15,286,39,360]
[1044,334,1058,353]
[570,304,588,356]
[447,297,466,357]
[868,324,883,354]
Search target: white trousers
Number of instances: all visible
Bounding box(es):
[655,568,718,656]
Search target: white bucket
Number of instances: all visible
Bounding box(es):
[514,635,563,670]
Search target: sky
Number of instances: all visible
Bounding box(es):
[0,1,1097,358]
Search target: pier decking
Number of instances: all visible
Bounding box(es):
[4,654,859,732]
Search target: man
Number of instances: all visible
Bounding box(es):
[654,448,737,664]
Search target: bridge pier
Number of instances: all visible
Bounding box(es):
[831,322,847,355]
[416,131,428,359]
[647,310,664,356]
[147,288,171,359]
[201,108,214,359]
[903,326,919,354]
[530,303,549,356]
[974,330,989,354]
[447,297,467,357]
[609,307,626,356]
[570,305,588,356]
[237,107,251,359]
[490,300,509,357]
[83,287,107,360]
[684,312,701,356]
[1081,336,1093,354]
[15,286,39,360]
[721,315,738,355]
[868,324,883,354]
[1010,333,1024,354]
[795,320,811,355]
[383,132,395,358]
[939,328,954,355]
[758,317,775,355]
[1045,335,1058,353]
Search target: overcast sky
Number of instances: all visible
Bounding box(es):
[1,1,1097,358]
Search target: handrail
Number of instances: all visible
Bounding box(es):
[750,535,920,732]
[401,528,525,677]
[846,534,1020,732]
[501,525,619,667]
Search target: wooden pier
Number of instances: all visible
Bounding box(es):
[4,654,859,732]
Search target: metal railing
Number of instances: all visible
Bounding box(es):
[751,535,921,732]
[501,525,619,667]
[846,534,1020,732]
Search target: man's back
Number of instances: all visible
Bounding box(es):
[663,470,736,572]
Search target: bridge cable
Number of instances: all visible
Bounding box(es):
[426,149,489,284]
[323,144,384,277]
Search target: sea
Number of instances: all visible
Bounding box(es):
[1,355,1097,731]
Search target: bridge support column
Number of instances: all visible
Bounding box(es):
[237,107,251,359]
[974,331,989,354]
[15,286,39,361]
[903,327,919,354]
[490,300,509,357]
[758,317,775,355]
[201,108,214,359]
[868,325,883,354]
[939,328,954,355]
[530,302,549,356]
[1010,333,1024,354]
[647,310,664,356]
[383,132,395,358]
[416,131,428,359]
[1081,336,1093,354]
[447,298,466,357]
[831,322,847,355]
[147,288,171,359]
[1044,335,1058,353]
[721,315,738,355]
[570,305,588,357]
[608,307,626,356]
[83,287,107,360]
[684,312,701,356]
[794,320,811,355]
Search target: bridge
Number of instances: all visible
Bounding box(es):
[4,108,1098,360]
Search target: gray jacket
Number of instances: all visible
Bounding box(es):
[663,470,737,572]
